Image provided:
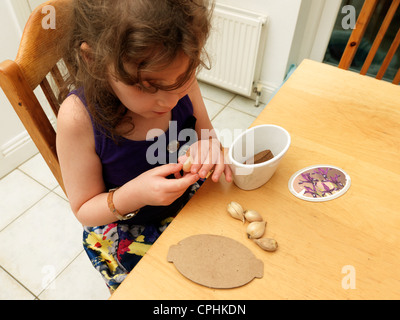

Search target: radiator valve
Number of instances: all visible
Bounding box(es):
[254,83,263,107]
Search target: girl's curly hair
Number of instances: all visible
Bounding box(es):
[60,0,212,141]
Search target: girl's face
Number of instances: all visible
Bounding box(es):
[108,51,194,119]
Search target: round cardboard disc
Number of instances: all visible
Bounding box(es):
[167,234,264,289]
[288,165,351,202]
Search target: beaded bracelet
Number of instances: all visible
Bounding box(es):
[107,188,139,221]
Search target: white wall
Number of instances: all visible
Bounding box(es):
[216,0,340,102]
[0,0,38,178]
[290,0,341,65]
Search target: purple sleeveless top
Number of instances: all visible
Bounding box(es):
[69,90,198,224]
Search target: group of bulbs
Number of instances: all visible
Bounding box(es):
[227,201,278,252]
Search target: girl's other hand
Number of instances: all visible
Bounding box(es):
[178,139,233,183]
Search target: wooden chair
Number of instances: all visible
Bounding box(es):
[338,0,400,84]
[0,0,73,193]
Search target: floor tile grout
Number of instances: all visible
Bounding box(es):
[0,265,37,299]
[17,167,58,192]
[36,249,84,300]
[208,94,239,121]
[0,185,52,233]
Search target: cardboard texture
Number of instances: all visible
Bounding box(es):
[167,234,264,289]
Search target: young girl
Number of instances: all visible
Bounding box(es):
[56,0,232,291]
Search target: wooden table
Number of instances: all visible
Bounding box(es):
[111,59,400,300]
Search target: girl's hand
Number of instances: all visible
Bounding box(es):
[178,138,233,183]
[133,163,199,207]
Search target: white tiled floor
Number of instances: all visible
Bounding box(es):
[0,83,266,300]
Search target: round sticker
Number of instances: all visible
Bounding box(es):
[288,165,351,202]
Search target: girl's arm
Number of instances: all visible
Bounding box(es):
[56,94,114,226]
[188,80,232,182]
[57,95,198,227]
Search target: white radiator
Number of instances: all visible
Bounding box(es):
[198,4,267,97]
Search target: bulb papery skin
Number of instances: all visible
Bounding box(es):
[246,221,266,239]
[227,201,245,222]
[244,210,263,222]
[254,238,278,252]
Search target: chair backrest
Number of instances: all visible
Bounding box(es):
[0,0,73,193]
[338,0,400,85]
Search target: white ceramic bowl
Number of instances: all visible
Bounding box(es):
[228,124,291,190]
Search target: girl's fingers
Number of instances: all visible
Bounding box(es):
[190,140,213,177]
[178,139,231,181]
[198,161,214,179]
[154,163,183,177]
[166,172,199,192]
[189,143,205,174]
[174,171,182,179]
[224,163,233,182]
[209,160,225,182]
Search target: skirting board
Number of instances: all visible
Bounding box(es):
[0,131,38,179]
[0,117,56,179]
